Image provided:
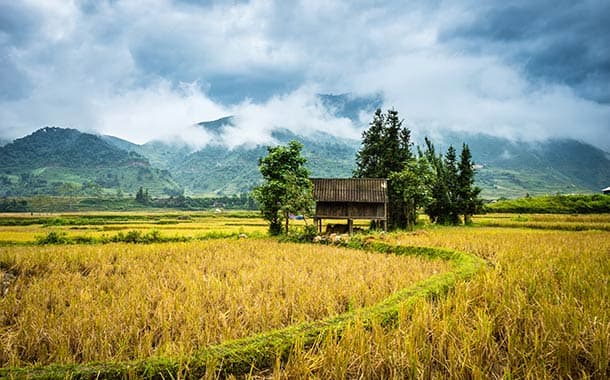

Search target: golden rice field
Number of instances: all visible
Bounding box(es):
[0,211,270,243]
[472,213,610,231]
[0,212,608,378]
[0,239,449,367]
[0,211,372,244]
[271,227,610,379]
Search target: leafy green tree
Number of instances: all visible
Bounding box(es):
[457,143,482,224]
[253,141,314,235]
[388,157,431,230]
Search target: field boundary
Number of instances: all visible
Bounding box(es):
[0,241,486,379]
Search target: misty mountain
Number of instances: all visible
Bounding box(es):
[318,93,383,121]
[104,123,360,196]
[429,132,610,198]
[1,122,609,200]
[197,116,235,135]
[0,127,181,197]
[104,115,609,198]
[174,128,358,195]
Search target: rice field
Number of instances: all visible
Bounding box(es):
[0,211,270,244]
[0,240,450,367]
[271,227,610,379]
[472,213,610,231]
[0,212,608,378]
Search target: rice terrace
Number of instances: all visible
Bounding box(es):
[0,208,608,379]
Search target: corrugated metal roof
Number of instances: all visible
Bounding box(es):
[312,178,387,203]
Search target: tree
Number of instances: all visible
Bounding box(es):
[423,140,481,225]
[135,186,150,205]
[422,138,451,224]
[354,109,386,178]
[388,157,431,230]
[443,145,461,224]
[253,141,314,235]
[457,143,482,224]
[354,108,415,229]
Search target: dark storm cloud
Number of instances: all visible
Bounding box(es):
[0,55,32,101]
[440,0,610,103]
[0,2,40,46]
[205,73,304,105]
[0,0,608,149]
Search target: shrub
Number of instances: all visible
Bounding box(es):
[36,231,69,245]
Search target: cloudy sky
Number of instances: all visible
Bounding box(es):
[1,0,609,149]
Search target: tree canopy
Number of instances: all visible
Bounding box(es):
[355,108,482,229]
[253,140,314,235]
[354,108,415,229]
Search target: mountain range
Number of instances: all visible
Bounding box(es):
[0,123,610,198]
[1,110,609,200]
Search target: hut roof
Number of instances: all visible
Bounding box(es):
[312,178,387,203]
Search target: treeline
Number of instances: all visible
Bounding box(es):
[0,193,258,212]
[134,188,258,210]
[0,198,29,212]
[354,109,481,229]
[486,194,610,214]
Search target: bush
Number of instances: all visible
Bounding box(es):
[282,225,319,243]
[36,231,69,245]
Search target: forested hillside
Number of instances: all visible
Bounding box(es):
[0,127,180,197]
[2,124,609,199]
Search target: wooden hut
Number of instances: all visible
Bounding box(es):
[312,178,388,234]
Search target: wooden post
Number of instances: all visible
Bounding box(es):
[384,199,388,232]
[348,219,353,235]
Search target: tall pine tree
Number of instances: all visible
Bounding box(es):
[422,138,450,224]
[354,109,386,178]
[457,143,482,224]
[423,140,481,225]
[443,145,461,224]
[354,108,414,229]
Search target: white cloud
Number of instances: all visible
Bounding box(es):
[224,86,358,148]
[0,0,609,151]
[349,51,610,148]
[96,81,227,146]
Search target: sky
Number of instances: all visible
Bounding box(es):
[0,0,609,150]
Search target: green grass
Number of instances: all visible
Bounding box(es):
[485,193,610,214]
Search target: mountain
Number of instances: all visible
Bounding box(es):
[0,127,181,197]
[197,116,235,135]
[427,132,610,198]
[318,93,383,121]
[188,128,358,195]
[2,120,609,200]
[119,116,609,198]
[125,125,360,196]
